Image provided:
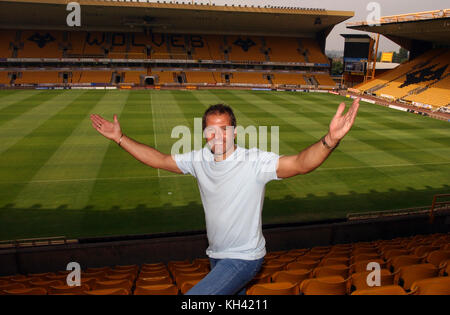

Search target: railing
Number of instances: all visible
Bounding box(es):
[347,194,450,222]
[0,236,78,250]
[430,193,450,223]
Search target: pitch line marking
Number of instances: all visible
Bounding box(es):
[150,90,160,178]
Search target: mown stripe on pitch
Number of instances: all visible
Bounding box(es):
[12,90,130,210]
[0,90,104,208]
[0,89,44,111]
[0,89,86,156]
[84,90,163,211]
[152,90,199,206]
[261,91,435,171]
[286,92,450,165]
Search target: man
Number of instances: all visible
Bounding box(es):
[90,97,360,295]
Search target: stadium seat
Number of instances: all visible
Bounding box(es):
[0,283,27,292]
[2,287,47,295]
[136,275,173,286]
[287,260,320,270]
[319,257,350,267]
[351,285,407,295]
[271,269,311,286]
[388,255,425,272]
[394,263,439,291]
[92,279,133,294]
[299,276,347,295]
[312,264,349,279]
[85,288,129,295]
[47,283,90,295]
[246,273,272,287]
[141,262,166,269]
[134,284,179,295]
[28,279,64,290]
[247,282,299,295]
[139,269,171,278]
[426,250,450,267]
[259,263,286,275]
[175,271,208,290]
[349,269,395,293]
[350,259,386,273]
[409,277,450,295]
[180,280,202,294]
[85,266,111,273]
[104,273,135,282]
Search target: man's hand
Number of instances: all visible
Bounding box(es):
[326,98,360,147]
[277,98,360,178]
[90,113,122,143]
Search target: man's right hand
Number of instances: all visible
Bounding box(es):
[90,113,122,143]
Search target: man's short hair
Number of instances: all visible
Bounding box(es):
[202,104,237,131]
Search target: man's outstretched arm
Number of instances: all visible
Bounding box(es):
[277,98,360,179]
[90,113,183,174]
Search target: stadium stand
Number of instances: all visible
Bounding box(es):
[1,233,448,295]
[347,10,450,111]
[0,29,335,89]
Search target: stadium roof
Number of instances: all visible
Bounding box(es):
[347,9,450,46]
[0,0,354,37]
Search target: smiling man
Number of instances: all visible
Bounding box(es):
[90,97,360,295]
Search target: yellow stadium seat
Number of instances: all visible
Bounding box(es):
[426,250,450,267]
[47,283,90,295]
[394,263,439,291]
[92,279,133,294]
[136,275,173,286]
[350,259,386,273]
[351,285,407,295]
[247,273,272,287]
[388,255,424,272]
[2,287,47,295]
[180,280,202,294]
[349,269,395,293]
[134,284,178,295]
[313,265,349,279]
[0,283,27,292]
[287,260,320,271]
[271,269,311,286]
[247,282,299,295]
[410,277,450,295]
[175,271,208,290]
[319,257,350,267]
[85,288,129,295]
[300,276,347,295]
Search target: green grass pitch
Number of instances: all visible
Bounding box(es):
[0,89,449,240]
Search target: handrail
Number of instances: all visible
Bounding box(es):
[430,193,450,223]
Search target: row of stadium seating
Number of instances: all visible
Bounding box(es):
[355,48,450,110]
[0,30,329,63]
[0,71,336,86]
[1,233,448,295]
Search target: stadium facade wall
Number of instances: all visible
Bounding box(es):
[0,212,449,276]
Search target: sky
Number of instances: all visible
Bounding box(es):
[143,0,449,53]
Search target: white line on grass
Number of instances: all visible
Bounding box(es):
[150,90,160,177]
[4,161,450,184]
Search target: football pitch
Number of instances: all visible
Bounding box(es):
[0,89,449,241]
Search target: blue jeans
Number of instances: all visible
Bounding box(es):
[185,257,264,295]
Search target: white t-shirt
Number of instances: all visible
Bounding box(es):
[174,145,282,260]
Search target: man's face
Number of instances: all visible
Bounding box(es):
[204,113,236,155]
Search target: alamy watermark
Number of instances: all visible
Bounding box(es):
[366,2,381,26]
[66,2,81,27]
[170,117,279,163]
